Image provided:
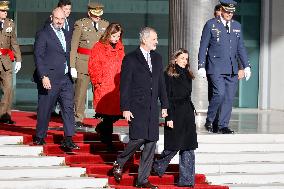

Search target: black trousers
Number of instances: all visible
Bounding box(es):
[96,115,120,145]
[153,150,195,186]
[117,139,156,185]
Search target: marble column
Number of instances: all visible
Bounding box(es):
[169,0,219,110]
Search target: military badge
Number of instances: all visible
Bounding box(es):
[5,26,12,33]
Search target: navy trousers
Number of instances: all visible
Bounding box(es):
[153,150,195,186]
[36,75,75,138]
[207,76,219,128]
[206,74,238,128]
[117,139,156,185]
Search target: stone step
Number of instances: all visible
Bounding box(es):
[196,162,284,174]
[206,173,284,185]
[0,156,65,167]
[156,143,284,154]
[167,152,284,164]
[229,184,284,189]
[0,166,86,179]
[118,134,284,144]
[0,136,23,145]
[0,177,108,189]
[0,145,43,156]
[196,134,284,144]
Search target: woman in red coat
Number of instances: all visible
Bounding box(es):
[88,23,125,150]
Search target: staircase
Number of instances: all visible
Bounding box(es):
[0,123,228,189]
[0,135,108,189]
[119,133,284,189]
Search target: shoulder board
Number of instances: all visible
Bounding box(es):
[5,18,13,23]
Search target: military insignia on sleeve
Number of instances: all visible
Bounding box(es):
[233,29,240,33]
[6,27,13,33]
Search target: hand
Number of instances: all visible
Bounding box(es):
[71,68,78,78]
[42,76,51,89]
[123,111,134,122]
[198,68,206,78]
[244,67,251,81]
[161,109,168,118]
[166,120,173,128]
[14,62,21,74]
[238,69,245,80]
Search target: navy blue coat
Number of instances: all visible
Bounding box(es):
[120,48,169,141]
[198,17,250,74]
[33,24,72,84]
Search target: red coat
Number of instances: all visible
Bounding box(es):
[88,40,125,115]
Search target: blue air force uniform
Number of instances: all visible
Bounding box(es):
[198,13,250,130]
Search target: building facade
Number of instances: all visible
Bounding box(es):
[3,0,282,111]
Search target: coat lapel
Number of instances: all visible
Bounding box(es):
[47,25,65,53]
[136,48,152,74]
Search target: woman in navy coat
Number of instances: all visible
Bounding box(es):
[152,48,198,188]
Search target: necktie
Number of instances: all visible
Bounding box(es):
[64,19,69,31]
[56,29,66,52]
[146,53,152,72]
[225,21,230,34]
[56,29,68,74]
[94,22,98,32]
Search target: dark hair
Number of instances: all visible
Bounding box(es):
[99,23,123,44]
[166,48,195,79]
[57,0,71,7]
[214,4,222,17]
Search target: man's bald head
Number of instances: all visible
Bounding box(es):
[51,7,65,29]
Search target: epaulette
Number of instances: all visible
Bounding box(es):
[5,18,14,22]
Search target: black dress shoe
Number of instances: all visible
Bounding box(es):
[204,121,213,133]
[60,138,80,150]
[113,161,122,182]
[219,127,234,134]
[212,124,219,133]
[51,111,61,118]
[0,113,16,125]
[34,137,46,145]
[75,121,85,128]
[176,183,194,188]
[0,119,16,125]
[136,181,159,189]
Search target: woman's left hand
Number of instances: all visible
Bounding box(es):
[166,120,174,128]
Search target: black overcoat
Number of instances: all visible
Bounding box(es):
[164,65,198,150]
[120,48,169,141]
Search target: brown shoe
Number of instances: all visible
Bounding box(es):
[136,181,159,189]
[113,161,122,182]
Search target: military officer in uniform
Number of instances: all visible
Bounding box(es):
[70,2,109,127]
[198,0,251,134]
[0,1,22,124]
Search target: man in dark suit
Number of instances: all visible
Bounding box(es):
[33,7,79,150]
[45,0,75,118]
[198,0,251,134]
[112,27,169,189]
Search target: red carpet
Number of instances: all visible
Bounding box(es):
[0,111,229,189]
